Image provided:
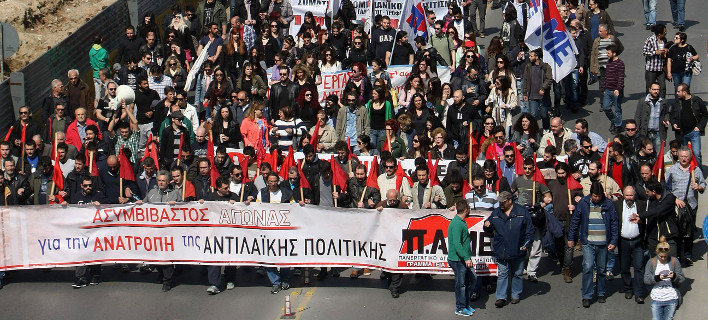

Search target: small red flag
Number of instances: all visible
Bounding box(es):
[209,158,220,189]
[366,156,380,189]
[278,146,296,180]
[310,119,321,147]
[241,156,251,183]
[469,132,480,160]
[119,146,136,182]
[330,155,348,191]
[21,123,27,144]
[485,143,497,160]
[533,166,547,186]
[3,126,13,142]
[297,160,311,190]
[395,162,413,189]
[382,135,391,152]
[178,132,185,158]
[256,134,267,167]
[687,142,699,172]
[462,179,472,195]
[513,142,524,176]
[567,175,583,190]
[183,179,196,199]
[427,152,440,187]
[346,137,359,161]
[652,141,665,179]
[85,149,99,177]
[496,156,503,180]
[52,160,64,191]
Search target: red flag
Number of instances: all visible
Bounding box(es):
[600,142,613,174]
[330,155,348,191]
[183,179,196,199]
[687,142,699,172]
[177,132,185,158]
[148,141,160,171]
[366,156,380,189]
[206,133,217,188]
[50,134,58,161]
[255,135,267,167]
[85,149,99,177]
[278,146,296,179]
[395,162,413,189]
[264,149,280,173]
[142,133,154,162]
[241,156,251,183]
[567,175,583,190]
[20,123,27,144]
[469,132,480,160]
[2,126,13,142]
[297,160,311,190]
[533,166,547,185]
[52,160,64,191]
[652,141,665,179]
[209,158,220,189]
[513,142,524,175]
[485,143,497,160]
[462,179,472,195]
[427,152,440,187]
[346,137,359,161]
[310,119,321,147]
[496,156,502,180]
[118,146,136,181]
[382,135,391,152]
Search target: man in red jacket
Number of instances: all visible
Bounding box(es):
[65,107,101,150]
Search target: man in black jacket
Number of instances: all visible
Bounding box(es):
[66,176,106,289]
[632,181,678,257]
[369,16,396,62]
[614,186,647,304]
[301,144,327,205]
[266,66,299,123]
[570,20,592,106]
[116,25,146,65]
[668,83,708,164]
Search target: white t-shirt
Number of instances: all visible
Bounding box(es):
[651,261,679,301]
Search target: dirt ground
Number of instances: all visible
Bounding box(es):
[0,0,117,80]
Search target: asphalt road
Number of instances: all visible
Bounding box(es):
[1,1,707,319]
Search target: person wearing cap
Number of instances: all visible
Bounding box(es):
[160,110,190,170]
[483,190,534,307]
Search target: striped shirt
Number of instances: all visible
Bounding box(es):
[587,205,607,245]
[273,118,306,151]
[643,34,666,72]
[603,58,625,91]
[597,38,613,68]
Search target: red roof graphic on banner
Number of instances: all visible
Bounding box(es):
[399,214,485,254]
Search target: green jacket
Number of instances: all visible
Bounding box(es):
[377,136,407,158]
[365,100,393,123]
[89,44,109,78]
[447,215,472,262]
[158,117,196,143]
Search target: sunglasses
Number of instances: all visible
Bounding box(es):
[82,184,93,187]
[354,42,362,44]
[466,55,473,58]
[305,94,312,97]
[384,165,397,169]
[413,139,419,142]
[626,128,637,131]
[485,122,494,125]
[19,111,28,115]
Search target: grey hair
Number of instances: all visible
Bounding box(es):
[67,69,79,77]
[51,79,62,88]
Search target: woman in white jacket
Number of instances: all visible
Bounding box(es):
[485,75,517,137]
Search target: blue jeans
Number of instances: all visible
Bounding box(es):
[643,0,658,25]
[517,79,528,113]
[651,299,678,320]
[566,70,580,108]
[671,71,692,92]
[602,89,623,128]
[581,244,608,299]
[449,259,476,310]
[683,130,702,164]
[669,0,686,26]
[620,237,647,296]
[606,249,615,273]
[207,266,222,287]
[369,129,385,150]
[528,95,551,129]
[496,257,525,300]
[647,131,662,155]
[266,267,291,286]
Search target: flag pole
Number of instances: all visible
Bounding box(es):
[603,139,610,191]
[182,176,186,201]
[532,152,537,205]
[89,151,94,176]
[468,125,473,184]
[119,178,123,198]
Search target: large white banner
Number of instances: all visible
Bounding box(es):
[267,66,451,105]
[0,204,497,275]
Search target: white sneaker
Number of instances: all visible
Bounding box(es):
[207,285,221,295]
[226,282,235,290]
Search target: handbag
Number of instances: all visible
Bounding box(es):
[675,178,696,237]
[691,60,702,76]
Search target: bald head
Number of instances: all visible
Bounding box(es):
[550,117,564,135]
[107,155,118,167]
[386,189,399,201]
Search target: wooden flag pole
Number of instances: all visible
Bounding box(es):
[567,188,572,215]
[603,139,610,191]
[468,125,473,184]
[89,151,95,176]
[20,142,25,173]
[182,176,186,201]
[119,178,123,198]
[333,182,337,208]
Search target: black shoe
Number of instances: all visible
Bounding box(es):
[332,269,340,277]
[635,296,645,304]
[270,285,281,294]
[679,25,685,32]
[139,265,152,273]
[682,259,694,267]
[391,291,400,298]
[316,270,328,281]
[528,275,538,282]
[89,277,100,286]
[72,278,87,289]
[470,292,479,301]
[162,283,171,292]
[598,296,606,303]
[582,299,591,308]
[495,299,507,308]
[646,24,652,30]
[510,298,520,304]
[280,282,290,290]
[625,292,633,299]
[120,264,131,272]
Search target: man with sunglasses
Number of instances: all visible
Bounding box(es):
[66,176,106,289]
[571,118,608,153]
[376,156,412,204]
[266,66,299,123]
[175,89,199,132]
[428,20,456,70]
[569,135,600,178]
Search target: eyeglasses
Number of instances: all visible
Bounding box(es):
[271,25,278,28]
[237,98,246,101]
[581,144,592,149]
[357,141,363,145]
[82,184,93,187]
[305,93,312,97]
[19,111,28,115]
[69,77,78,80]
[108,88,116,91]
[504,154,514,158]
[231,95,238,99]
[497,61,504,64]
[465,55,473,58]
[484,122,494,126]
[279,73,289,76]
[625,127,637,132]
[413,139,419,142]
[494,135,504,140]
[523,167,534,171]
[354,41,362,44]
[145,57,152,60]
[434,27,441,30]
[215,73,223,77]
[176,98,185,101]
[384,165,397,169]
[325,53,332,56]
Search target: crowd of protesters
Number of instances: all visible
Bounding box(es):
[0,0,702,318]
